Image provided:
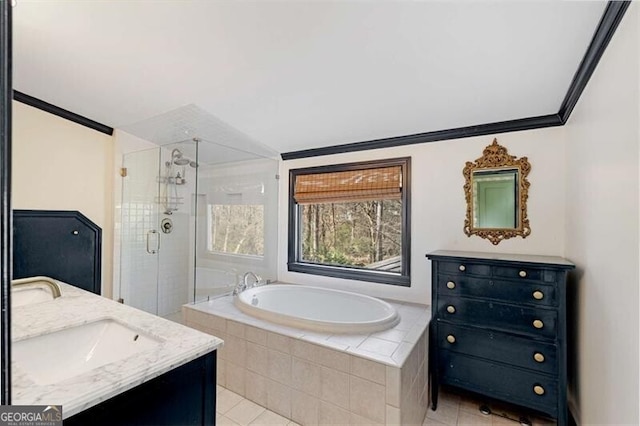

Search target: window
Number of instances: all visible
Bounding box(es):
[288,158,411,286]
[208,204,264,257]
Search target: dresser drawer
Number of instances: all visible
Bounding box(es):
[438,351,558,416]
[437,322,558,374]
[438,261,491,276]
[437,275,557,307]
[493,265,556,283]
[437,297,558,338]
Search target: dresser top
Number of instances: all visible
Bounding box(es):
[426,250,574,268]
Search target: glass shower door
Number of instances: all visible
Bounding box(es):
[119,147,161,314]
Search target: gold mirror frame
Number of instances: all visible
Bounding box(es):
[463,138,531,245]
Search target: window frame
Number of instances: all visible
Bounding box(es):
[287,157,411,286]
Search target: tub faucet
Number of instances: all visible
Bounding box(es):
[232,272,262,296]
[243,271,261,289]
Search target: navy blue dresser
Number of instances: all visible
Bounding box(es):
[427,250,574,425]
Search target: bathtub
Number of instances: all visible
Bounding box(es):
[234,284,399,333]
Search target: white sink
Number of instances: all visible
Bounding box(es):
[13,319,162,385]
[12,286,57,307]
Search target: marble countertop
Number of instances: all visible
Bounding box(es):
[11,281,223,419]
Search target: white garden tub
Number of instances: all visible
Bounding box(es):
[234,284,399,333]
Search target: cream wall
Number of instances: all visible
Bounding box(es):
[564,3,639,424]
[278,126,566,304]
[12,101,115,297]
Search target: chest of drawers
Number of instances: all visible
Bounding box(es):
[427,250,574,425]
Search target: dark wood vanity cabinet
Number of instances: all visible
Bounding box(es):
[427,250,574,425]
[65,352,216,426]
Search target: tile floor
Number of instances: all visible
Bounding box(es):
[424,386,558,426]
[216,384,558,425]
[217,385,301,426]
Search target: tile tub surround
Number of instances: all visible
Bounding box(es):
[184,294,430,425]
[12,281,223,418]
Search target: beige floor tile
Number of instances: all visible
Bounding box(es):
[249,409,291,426]
[438,391,462,407]
[491,415,516,426]
[287,422,302,426]
[423,418,449,426]
[457,395,488,415]
[217,415,242,426]
[426,401,459,426]
[218,388,245,414]
[227,399,266,426]
[457,410,492,426]
[531,416,556,426]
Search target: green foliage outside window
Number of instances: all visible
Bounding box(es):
[300,200,402,270]
[209,205,264,256]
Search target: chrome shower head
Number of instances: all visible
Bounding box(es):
[171,148,191,165]
[189,161,198,168]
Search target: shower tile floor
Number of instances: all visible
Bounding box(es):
[216,384,557,425]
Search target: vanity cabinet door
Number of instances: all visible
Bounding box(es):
[65,352,216,426]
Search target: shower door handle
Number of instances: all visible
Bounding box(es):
[146,230,159,254]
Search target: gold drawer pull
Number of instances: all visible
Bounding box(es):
[533,319,544,329]
[519,270,527,278]
[446,335,456,344]
[446,281,456,289]
[458,265,466,272]
[533,385,545,396]
[533,290,544,300]
[533,352,545,363]
[446,305,456,314]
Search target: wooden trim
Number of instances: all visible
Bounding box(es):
[0,0,11,405]
[281,114,562,160]
[13,90,114,136]
[558,1,631,123]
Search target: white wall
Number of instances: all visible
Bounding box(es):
[564,3,639,424]
[278,127,566,304]
[12,101,115,296]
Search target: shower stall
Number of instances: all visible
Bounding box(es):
[118,139,199,317]
[115,109,279,319]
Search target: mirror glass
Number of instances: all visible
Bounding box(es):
[472,169,518,229]
[463,139,531,245]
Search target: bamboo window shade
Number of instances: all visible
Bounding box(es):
[294,166,402,204]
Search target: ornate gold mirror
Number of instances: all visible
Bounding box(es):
[463,139,531,245]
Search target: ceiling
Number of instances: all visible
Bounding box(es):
[13,1,607,155]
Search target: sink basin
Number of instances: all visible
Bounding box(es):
[13,319,162,385]
[12,286,56,307]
